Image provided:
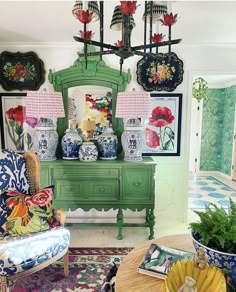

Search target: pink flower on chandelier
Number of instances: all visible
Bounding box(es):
[119,1,138,15]
[160,13,178,26]
[79,30,94,40]
[115,40,123,47]
[152,33,165,43]
[75,10,93,24]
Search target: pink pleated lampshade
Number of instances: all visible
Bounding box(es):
[115,91,151,118]
[68,97,75,120]
[26,91,65,118]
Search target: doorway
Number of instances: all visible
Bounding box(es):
[189,74,236,177]
[188,73,236,220]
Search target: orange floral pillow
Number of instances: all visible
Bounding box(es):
[3,187,53,235]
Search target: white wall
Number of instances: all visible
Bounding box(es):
[1,1,236,223]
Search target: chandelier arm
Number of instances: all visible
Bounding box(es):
[132,51,146,57]
[119,58,124,75]
[84,23,87,69]
[149,1,153,53]
[143,1,147,56]
[99,1,104,60]
[169,25,171,55]
[77,50,117,57]
[73,36,118,50]
[132,39,182,51]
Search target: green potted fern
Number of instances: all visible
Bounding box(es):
[189,198,236,289]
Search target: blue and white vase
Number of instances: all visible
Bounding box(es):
[35,118,58,161]
[97,128,118,160]
[61,128,82,160]
[79,142,98,162]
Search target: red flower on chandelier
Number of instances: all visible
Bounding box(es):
[115,40,123,47]
[75,10,94,24]
[152,33,165,43]
[160,13,178,26]
[79,30,94,40]
[119,1,138,15]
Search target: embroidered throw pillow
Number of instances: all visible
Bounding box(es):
[1,186,53,235]
[0,150,30,194]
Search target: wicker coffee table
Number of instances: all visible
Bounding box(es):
[115,234,194,292]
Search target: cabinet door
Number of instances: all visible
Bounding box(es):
[122,167,153,201]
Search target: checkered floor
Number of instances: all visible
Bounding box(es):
[188,176,236,210]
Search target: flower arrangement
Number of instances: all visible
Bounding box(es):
[147,61,176,84]
[5,105,38,151]
[3,62,36,82]
[145,106,175,150]
[85,94,112,134]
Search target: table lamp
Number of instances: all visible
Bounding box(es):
[115,91,151,162]
[26,91,65,160]
[82,119,96,140]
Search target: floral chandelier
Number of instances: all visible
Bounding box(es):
[72,1,181,73]
[192,77,209,102]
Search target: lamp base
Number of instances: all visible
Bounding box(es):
[35,118,58,161]
[121,119,144,162]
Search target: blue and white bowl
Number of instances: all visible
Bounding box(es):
[191,230,236,289]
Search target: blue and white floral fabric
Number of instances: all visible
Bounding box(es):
[0,150,30,234]
[0,227,70,276]
[0,150,30,194]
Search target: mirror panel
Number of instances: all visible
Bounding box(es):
[68,85,112,139]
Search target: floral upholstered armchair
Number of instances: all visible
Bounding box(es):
[0,150,70,290]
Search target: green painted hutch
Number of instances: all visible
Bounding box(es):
[40,52,156,239]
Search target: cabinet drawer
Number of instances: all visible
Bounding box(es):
[53,167,119,178]
[54,179,119,201]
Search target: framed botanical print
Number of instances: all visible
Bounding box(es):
[142,93,182,156]
[0,51,45,91]
[0,93,37,151]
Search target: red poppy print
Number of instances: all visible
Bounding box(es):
[145,128,160,148]
[148,106,175,127]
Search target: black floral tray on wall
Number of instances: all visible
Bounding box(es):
[0,51,45,91]
[136,52,184,92]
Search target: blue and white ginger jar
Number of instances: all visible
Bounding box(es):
[61,128,82,160]
[97,128,117,160]
[79,142,98,162]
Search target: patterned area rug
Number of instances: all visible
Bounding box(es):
[10,247,132,292]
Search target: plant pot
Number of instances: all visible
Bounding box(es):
[191,230,236,290]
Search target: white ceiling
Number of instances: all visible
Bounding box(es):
[1,1,236,44]
[1,1,236,86]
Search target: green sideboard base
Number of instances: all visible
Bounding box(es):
[40,157,156,240]
[65,217,155,240]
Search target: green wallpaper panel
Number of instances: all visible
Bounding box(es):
[221,86,236,175]
[200,89,224,171]
[200,85,236,175]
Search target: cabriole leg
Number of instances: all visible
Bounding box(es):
[116,209,124,240]
[148,208,155,240]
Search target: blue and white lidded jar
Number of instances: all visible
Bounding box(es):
[97,128,118,160]
[79,141,98,162]
[61,128,82,160]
